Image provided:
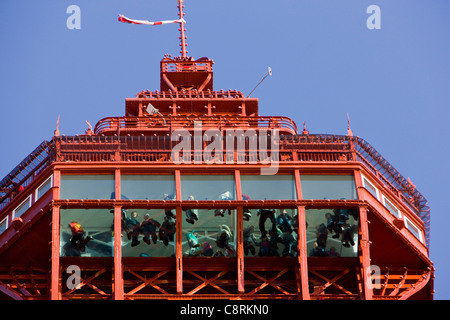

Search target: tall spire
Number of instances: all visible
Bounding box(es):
[177,0,188,58]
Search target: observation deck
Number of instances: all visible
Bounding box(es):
[0,134,430,247]
[0,130,433,300]
[0,2,433,300]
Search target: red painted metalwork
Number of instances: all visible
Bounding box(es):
[0,1,433,301]
[177,0,188,59]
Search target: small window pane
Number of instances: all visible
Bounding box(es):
[0,217,7,235]
[121,175,176,200]
[383,197,400,218]
[36,176,52,200]
[14,197,31,218]
[405,219,422,241]
[180,175,236,201]
[306,208,359,257]
[363,177,379,200]
[240,175,297,200]
[301,175,357,200]
[60,175,114,199]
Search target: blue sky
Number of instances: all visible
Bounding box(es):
[0,0,449,299]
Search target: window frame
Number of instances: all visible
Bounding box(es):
[180,173,237,201]
[35,175,53,201]
[0,216,8,235]
[381,195,402,219]
[404,216,423,243]
[361,174,380,200]
[13,195,32,219]
[240,173,297,201]
[60,174,115,200]
[121,174,176,200]
[300,173,358,200]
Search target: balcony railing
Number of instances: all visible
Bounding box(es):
[136,89,244,99]
[93,115,298,136]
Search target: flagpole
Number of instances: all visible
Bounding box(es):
[118,1,188,58]
[177,0,187,58]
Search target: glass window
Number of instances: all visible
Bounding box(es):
[305,208,359,257]
[243,208,298,257]
[182,208,236,257]
[121,208,176,257]
[382,196,401,218]
[60,175,115,200]
[405,218,422,242]
[180,175,236,201]
[60,208,114,257]
[13,196,31,218]
[0,217,8,235]
[121,175,176,200]
[362,175,379,200]
[240,175,297,200]
[301,175,357,200]
[36,176,52,200]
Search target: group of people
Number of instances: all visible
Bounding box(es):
[243,209,298,257]
[66,187,359,259]
[120,209,176,248]
[309,208,359,257]
[185,224,235,257]
[183,191,300,257]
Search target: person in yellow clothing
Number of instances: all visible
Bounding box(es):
[68,221,93,251]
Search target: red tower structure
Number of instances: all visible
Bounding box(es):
[0,2,433,300]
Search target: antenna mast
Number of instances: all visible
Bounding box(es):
[247,67,272,98]
[177,0,188,58]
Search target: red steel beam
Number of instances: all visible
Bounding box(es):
[50,204,60,300]
[176,206,183,294]
[114,205,124,300]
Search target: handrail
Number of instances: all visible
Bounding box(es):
[0,140,55,211]
[161,61,213,73]
[136,89,245,99]
[93,115,298,136]
[352,136,430,247]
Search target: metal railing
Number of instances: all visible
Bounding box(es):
[93,115,298,136]
[0,140,55,211]
[136,89,244,99]
[161,58,213,73]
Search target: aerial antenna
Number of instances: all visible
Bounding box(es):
[247,67,272,98]
[118,0,188,58]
